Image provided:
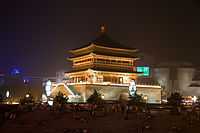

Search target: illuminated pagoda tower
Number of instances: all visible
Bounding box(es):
[65,26,137,101]
[58,26,162,103]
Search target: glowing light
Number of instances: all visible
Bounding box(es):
[10,67,21,76]
[48,100,53,106]
[6,90,9,98]
[52,83,75,96]
[136,84,162,88]
[129,80,137,96]
[23,77,30,84]
[143,95,148,101]
[192,96,197,103]
[162,99,168,103]
[137,66,150,76]
[25,94,30,98]
[11,102,19,104]
[42,94,47,102]
[100,25,105,33]
[68,95,82,102]
[45,80,52,96]
[46,80,51,86]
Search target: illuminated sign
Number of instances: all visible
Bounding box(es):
[129,80,137,96]
[45,80,52,96]
[136,66,150,76]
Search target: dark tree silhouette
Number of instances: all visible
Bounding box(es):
[19,93,35,111]
[0,94,3,103]
[53,92,68,105]
[87,89,104,105]
[20,93,34,105]
[128,91,146,112]
[129,91,144,105]
[167,93,183,107]
[167,92,183,114]
[53,92,69,111]
[197,96,200,103]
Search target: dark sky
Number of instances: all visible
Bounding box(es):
[0,0,200,77]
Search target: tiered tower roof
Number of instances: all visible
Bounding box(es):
[69,26,139,58]
[67,26,140,74]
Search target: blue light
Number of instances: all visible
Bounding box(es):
[10,67,22,76]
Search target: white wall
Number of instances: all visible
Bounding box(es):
[152,67,197,96]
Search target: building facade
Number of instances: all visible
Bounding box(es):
[151,62,200,97]
[49,27,162,103]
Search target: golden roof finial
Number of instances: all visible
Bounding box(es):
[100,25,106,33]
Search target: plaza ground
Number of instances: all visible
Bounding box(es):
[1,106,200,133]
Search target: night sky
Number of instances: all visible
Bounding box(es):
[0,0,200,77]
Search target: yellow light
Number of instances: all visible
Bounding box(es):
[143,95,148,100]
[136,84,162,89]
[25,94,30,98]
[100,25,105,33]
[11,102,19,104]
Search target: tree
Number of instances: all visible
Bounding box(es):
[128,92,146,112]
[129,92,144,105]
[167,92,183,114]
[53,92,68,111]
[197,96,200,103]
[19,93,35,111]
[20,93,34,105]
[87,90,104,117]
[0,94,3,103]
[0,84,8,102]
[167,92,183,107]
[87,89,104,105]
[53,92,68,105]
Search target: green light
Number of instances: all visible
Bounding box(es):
[136,66,150,76]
